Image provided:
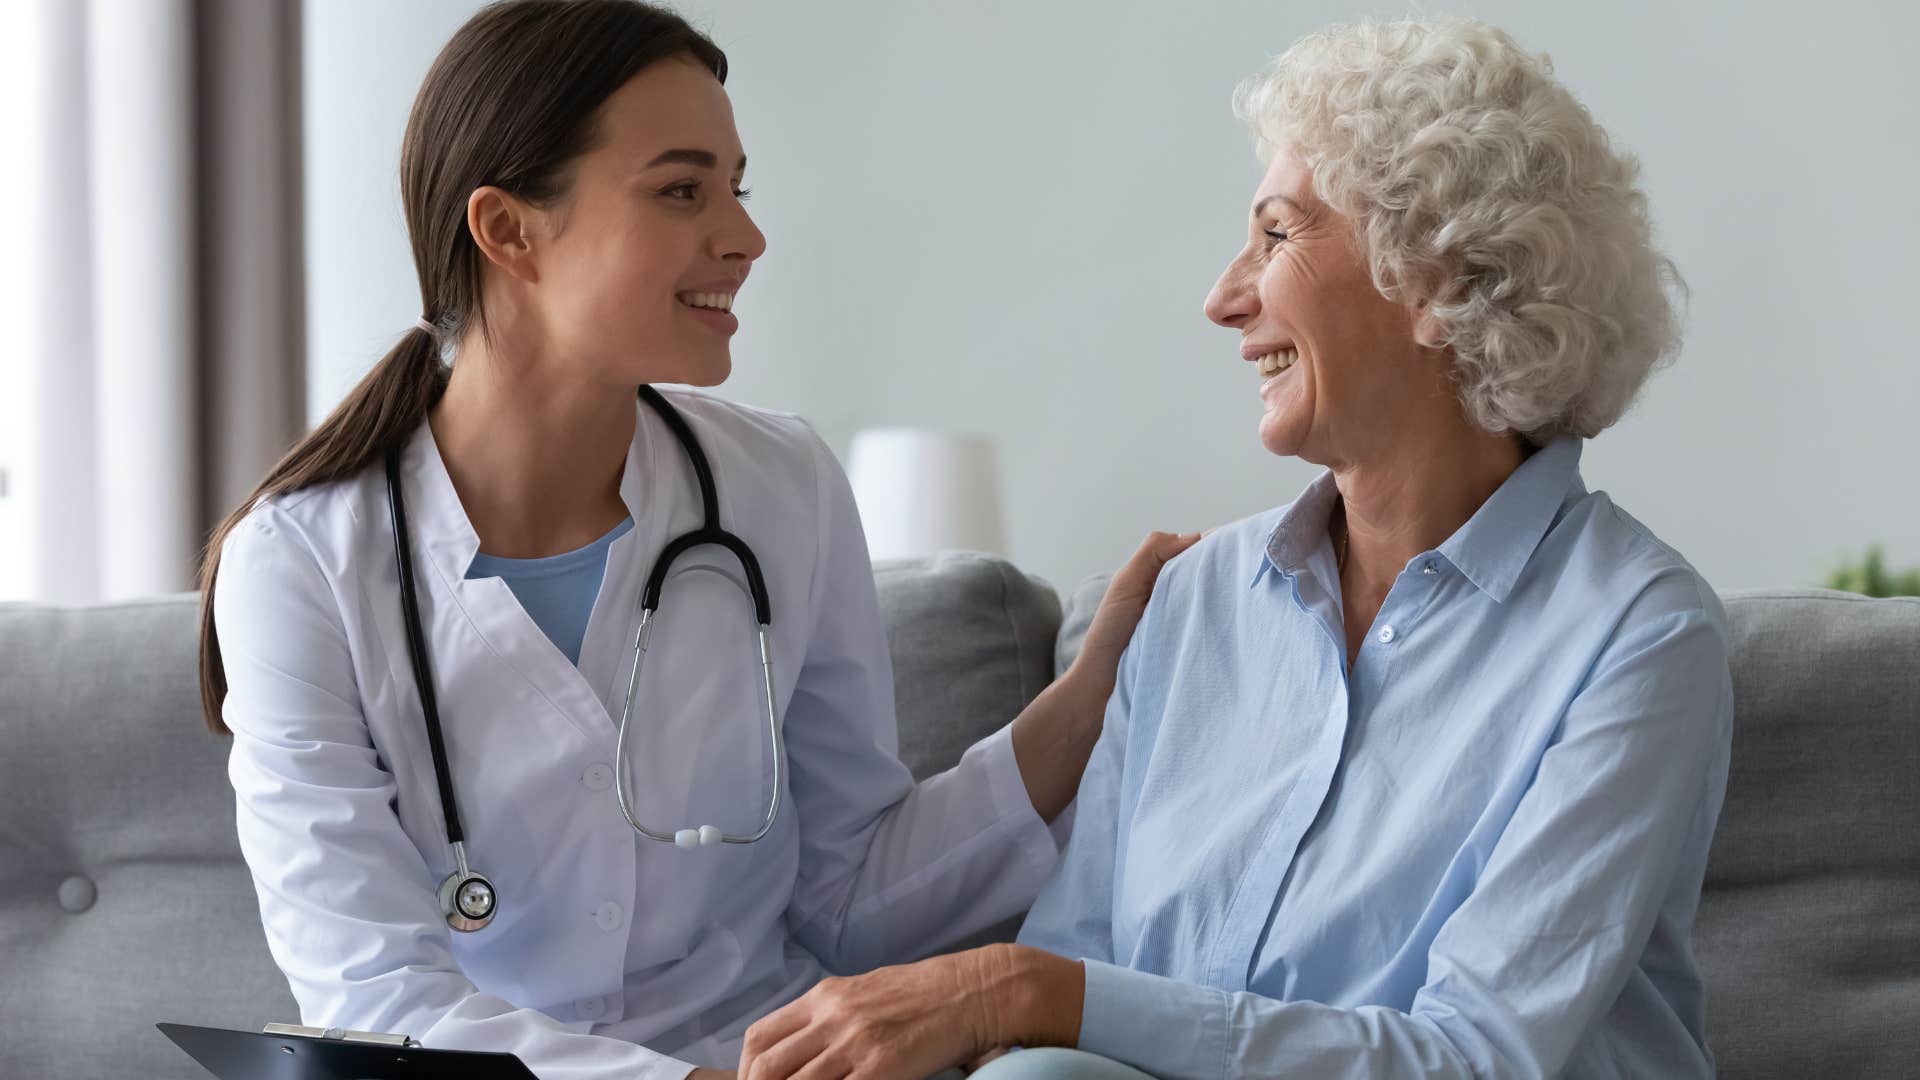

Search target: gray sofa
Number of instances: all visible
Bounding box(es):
[3,553,1916,1078]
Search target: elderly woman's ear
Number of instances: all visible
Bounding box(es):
[1387,258,1454,353]
[1409,293,1449,352]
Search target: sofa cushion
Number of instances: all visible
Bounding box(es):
[873,552,1061,781]
[1060,580,1920,1079]
[1701,589,1920,1079]
[0,594,298,1080]
[873,552,1062,953]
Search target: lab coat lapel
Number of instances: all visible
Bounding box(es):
[576,399,673,723]
[401,421,619,745]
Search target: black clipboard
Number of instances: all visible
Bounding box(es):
[158,1022,539,1079]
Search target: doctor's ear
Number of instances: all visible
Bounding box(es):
[466,185,541,283]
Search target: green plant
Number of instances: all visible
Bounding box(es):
[1823,545,1920,597]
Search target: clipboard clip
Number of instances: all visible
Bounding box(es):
[261,1022,420,1049]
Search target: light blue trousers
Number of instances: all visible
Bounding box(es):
[958,1047,1156,1080]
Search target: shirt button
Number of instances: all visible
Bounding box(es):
[1422,561,1438,575]
[1377,625,1397,644]
[576,996,605,1020]
[595,901,624,932]
[581,763,614,791]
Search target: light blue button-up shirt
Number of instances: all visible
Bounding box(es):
[1019,437,1733,1079]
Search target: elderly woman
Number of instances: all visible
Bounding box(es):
[737,17,1731,1080]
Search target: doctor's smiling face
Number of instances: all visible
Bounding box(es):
[469,54,765,389]
[1203,143,1451,468]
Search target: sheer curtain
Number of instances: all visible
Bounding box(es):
[11,0,304,604]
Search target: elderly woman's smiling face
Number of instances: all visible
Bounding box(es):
[1205,145,1449,467]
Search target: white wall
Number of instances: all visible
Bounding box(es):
[306,0,1920,594]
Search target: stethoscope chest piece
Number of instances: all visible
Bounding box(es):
[440,867,497,932]
[437,838,496,932]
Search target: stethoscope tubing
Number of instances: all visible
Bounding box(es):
[385,451,466,849]
[613,611,784,846]
[385,385,783,932]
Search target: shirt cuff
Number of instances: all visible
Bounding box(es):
[1078,959,1231,1080]
[964,722,1064,878]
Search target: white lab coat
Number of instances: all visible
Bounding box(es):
[215,389,1061,1079]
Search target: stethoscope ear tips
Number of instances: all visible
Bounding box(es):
[673,826,726,848]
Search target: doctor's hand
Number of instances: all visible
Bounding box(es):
[1069,530,1205,698]
[736,944,1080,1080]
[1011,530,1204,822]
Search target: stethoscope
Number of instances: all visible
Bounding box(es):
[384,385,783,933]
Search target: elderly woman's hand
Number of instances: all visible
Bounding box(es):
[736,944,1081,1080]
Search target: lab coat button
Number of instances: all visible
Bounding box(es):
[576,996,606,1020]
[582,763,614,791]
[58,875,96,913]
[595,901,624,932]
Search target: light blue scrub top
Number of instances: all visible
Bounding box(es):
[466,517,635,665]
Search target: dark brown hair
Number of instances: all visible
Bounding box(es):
[197,0,726,733]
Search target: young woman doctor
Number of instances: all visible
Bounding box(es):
[196,3,1194,1078]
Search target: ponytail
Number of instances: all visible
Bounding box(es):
[196,328,446,733]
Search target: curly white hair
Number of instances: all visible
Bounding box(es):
[1234,16,1686,440]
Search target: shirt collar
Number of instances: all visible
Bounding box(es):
[1436,436,1583,602]
[1252,435,1585,601]
[1252,469,1343,588]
